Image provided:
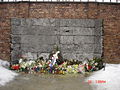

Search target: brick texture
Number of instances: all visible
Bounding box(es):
[0,2,119,63]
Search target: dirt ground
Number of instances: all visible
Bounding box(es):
[0,74,92,90]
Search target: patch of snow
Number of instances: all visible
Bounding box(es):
[0,60,18,86]
[85,64,120,90]
[0,59,10,68]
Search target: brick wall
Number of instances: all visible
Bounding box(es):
[0,2,119,63]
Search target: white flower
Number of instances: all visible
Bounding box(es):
[95,63,98,66]
[19,59,23,64]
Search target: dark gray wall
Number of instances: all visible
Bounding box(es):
[11,18,103,61]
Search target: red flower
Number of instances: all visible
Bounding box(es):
[11,65,20,70]
[88,65,92,70]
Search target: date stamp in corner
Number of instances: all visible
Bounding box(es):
[87,80,106,84]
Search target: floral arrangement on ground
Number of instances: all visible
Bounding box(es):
[10,46,105,75]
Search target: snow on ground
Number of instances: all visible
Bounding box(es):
[0,59,18,86]
[85,64,120,90]
[0,59,10,68]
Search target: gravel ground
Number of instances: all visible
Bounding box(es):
[0,73,92,90]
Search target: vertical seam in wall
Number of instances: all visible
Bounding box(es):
[55,3,60,46]
[10,18,12,61]
[97,3,100,19]
[17,3,20,17]
[28,2,30,18]
[102,19,104,61]
[9,4,15,61]
[86,3,89,18]
[48,3,51,18]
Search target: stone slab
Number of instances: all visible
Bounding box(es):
[59,19,95,27]
[11,18,21,26]
[11,18,103,61]
[12,35,21,44]
[60,36,74,44]
[74,36,94,44]
[37,26,59,35]
[73,27,94,35]
[59,27,73,35]
[60,44,84,54]
[32,18,59,26]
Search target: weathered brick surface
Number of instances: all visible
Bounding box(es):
[0,2,119,63]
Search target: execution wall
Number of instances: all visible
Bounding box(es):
[11,18,102,61]
[0,2,119,63]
